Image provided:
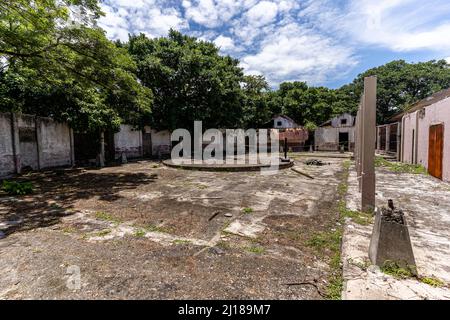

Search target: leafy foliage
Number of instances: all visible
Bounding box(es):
[0,0,152,132]
[2,180,33,195]
[127,30,244,131]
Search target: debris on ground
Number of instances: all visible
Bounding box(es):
[305,159,328,166]
[291,168,314,179]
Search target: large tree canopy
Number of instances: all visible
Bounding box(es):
[345,59,450,123]
[0,0,152,132]
[127,30,244,131]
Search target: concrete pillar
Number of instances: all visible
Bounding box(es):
[98,131,105,167]
[385,125,390,152]
[396,122,401,161]
[10,113,21,174]
[376,127,381,151]
[35,117,42,170]
[69,128,75,166]
[361,76,376,212]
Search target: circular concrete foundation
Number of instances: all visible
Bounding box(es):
[162,159,294,172]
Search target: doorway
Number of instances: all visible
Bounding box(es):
[428,124,444,179]
[339,132,349,151]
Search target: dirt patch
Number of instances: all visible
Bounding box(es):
[1,158,346,299]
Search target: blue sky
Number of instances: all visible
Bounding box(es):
[99,0,450,89]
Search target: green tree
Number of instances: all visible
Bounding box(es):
[347,59,450,123]
[241,75,271,128]
[0,0,152,132]
[127,30,244,131]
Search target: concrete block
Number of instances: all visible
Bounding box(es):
[369,207,417,274]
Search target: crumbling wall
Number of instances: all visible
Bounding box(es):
[114,124,142,159]
[315,127,338,151]
[0,113,73,177]
[0,113,15,177]
[18,114,38,170]
[151,130,171,155]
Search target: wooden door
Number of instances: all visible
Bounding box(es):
[428,124,444,179]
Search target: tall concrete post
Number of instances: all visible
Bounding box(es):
[396,123,401,161]
[361,76,376,212]
[385,125,390,152]
[376,127,381,151]
[99,131,105,167]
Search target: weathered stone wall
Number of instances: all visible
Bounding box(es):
[38,117,73,168]
[151,129,171,155]
[0,113,73,177]
[113,124,142,159]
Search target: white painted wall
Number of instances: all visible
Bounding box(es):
[151,129,171,155]
[273,116,297,129]
[114,124,142,159]
[38,118,72,168]
[0,113,15,176]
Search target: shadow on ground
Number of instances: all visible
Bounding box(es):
[0,170,157,237]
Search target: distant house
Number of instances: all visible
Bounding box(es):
[314,113,356,151]
[264,115,308,152]
[271,115,299,129]
[391,88,450,181]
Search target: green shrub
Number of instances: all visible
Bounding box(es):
[2,180,33,195]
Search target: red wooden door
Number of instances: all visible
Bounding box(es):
[428,124,444,179]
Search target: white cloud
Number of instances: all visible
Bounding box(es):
[214,35,239,53]
[446,57,450,64]
[99,1,187,41]
[97,0,450,86]
[245,1,279,27]
[241,23,358,86]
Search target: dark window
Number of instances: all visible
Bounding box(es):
[19,128,36,142]
[341,119,347,126]
[277,121,283,127]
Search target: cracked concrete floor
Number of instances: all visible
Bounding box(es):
[343,165,450,300]
[0,158,346,299]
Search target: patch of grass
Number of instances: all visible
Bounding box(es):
[307,229,342,254]
[145,224,170,233]
[216,240,231,250]
[134,229,146,237]
[152,164,160,168]
[347,258,371,271]
[375,156,427,174]
[196,184,208,189]
[94,211,121,224]
[62,227,76,234]
[325,276,343,300]
[381,260,416,279]
[94,229,111,237]
[2,180,33,195]
[246,245,265,254]
[420,276,445,288]
[172,239,191,245]
[242,207,254,214]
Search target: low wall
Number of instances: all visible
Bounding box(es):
[0,113,73,177]
[114,124,143,159]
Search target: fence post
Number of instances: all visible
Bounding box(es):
[361,76,376,212]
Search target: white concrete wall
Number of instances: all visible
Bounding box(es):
[38,118,72,168]
[402,111,418,164]
[0,113,73,177]
[331,113,354,128]
[315,126,355,151]
[151,129,171,155]
[114,124,142,159]
[417,97,450,182]
[273,116,296,129]
[0,113,15,177]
